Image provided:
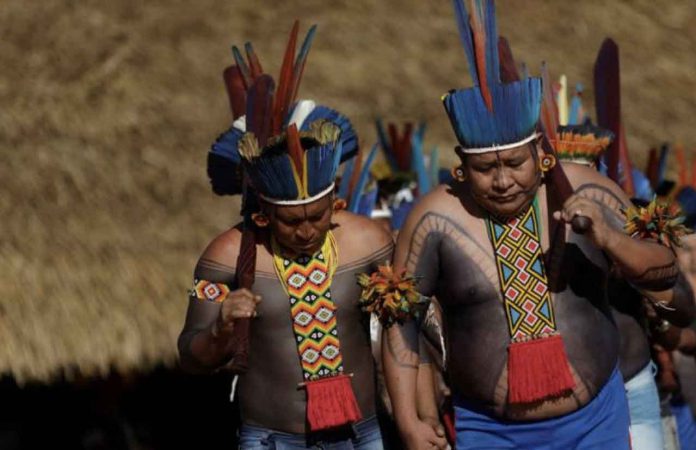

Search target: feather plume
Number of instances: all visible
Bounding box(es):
[396,123,414,172]
[308,119,340,145]
[594,38,621,184]
[273,21,300,134]
[244,42,263,79]
[554,124,614,165]
[498,36,519,83]
[286,124,304,181]
[231,45,252,89]
[223,66,247,120]
[469,0,493,110]
[451,0,478,84]
[540,63,559,144]
[558,75,568,126]
[208,126,245,195]
[299,104,358,162]
[617,125,635,196]
[346,145,364,207]
[483,0,500,85]
[376,119,398,172]
[305,141,337,195]
[338,157,356,200]
[288,25,318,113]
[430,147,440,188]
[520,62,529,80]
[238,132,260,161]
[349,143,379,213]
[411,123,430,195]
[568,83,585,125]
[245,74,275,149]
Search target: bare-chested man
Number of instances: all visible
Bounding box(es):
[381,2,680,449]
[178,25,392,449]
[553,121,696,449]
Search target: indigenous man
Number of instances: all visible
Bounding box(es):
[552,63,696,447]
[178,24,392,449]
[379,2,681,449]
[553,123,696,450]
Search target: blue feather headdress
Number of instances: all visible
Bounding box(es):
[443,0,542,153]
[206,22,358,205]
[209,100,357,200]
[239,117,345,205]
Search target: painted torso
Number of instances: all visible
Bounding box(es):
[400,176,625,420]
[179,211,393,433]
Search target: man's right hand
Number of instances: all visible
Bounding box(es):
[401,418,449,450]
[213,288,261,337]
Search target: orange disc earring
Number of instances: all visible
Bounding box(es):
[539,154,557,172]
[333,198,347,211]
[251,212,270,228]
[451,166,467,182]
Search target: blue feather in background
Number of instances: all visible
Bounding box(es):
[348,143,379,213]
[410,123,430,195]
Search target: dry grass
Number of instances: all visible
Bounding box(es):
[1,0,695,383]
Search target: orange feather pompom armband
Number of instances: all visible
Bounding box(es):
[623,198,689,248]
[357,265,428,327]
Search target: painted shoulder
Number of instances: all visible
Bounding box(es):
[562,162,628,201]
[198,223,243,268]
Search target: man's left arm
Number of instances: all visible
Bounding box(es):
[559,173,678,291]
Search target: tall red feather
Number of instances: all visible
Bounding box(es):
[540,63,559,144]
[245,43,264,79]
[248,75,275,149]
[223,66,247,120]
[387,123,400,169]
[273,21,299,134]
[287,26,316,117]
[469,0,492,110]
[498,36,519,83]
[594,39,621,184]
[286,124,304,182]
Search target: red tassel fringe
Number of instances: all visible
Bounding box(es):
[507,334,576,404]
[305,374,362,431]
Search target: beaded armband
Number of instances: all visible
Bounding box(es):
[357,265,428,327]
[189,279,230,303]
[623,197,689,248]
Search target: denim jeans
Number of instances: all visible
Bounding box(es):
[238,415,384,450]
[625,361,664,450]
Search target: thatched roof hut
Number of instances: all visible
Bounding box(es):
[1,0,695,383]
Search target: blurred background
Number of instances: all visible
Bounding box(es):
[1,0,695,448]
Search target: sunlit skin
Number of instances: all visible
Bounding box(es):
[460,139,544,217]
[259,194,334,257]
